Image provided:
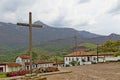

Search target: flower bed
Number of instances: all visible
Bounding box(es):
[6,69,30,77]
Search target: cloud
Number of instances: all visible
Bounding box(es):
[108,0,120,15]
[0,0,119,35]
[79,0,91,4]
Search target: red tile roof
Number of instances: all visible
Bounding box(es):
[37,60,53,64]
[0,62,21,67]
[19,56,30,59]
[0,62,6,65]
[24,60,53,65]
[53,62,64,65]
[7,62,21,67]
[25,62,30,65]
[64,51,114,57]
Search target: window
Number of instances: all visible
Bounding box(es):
[87,57,90,61]
[26,65,29,70]
[72,57,74,61]
[69,58,71,61]
[76,57,79,61]
[66,57,68,61]
[0,67,3,72]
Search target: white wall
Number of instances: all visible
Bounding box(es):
[105,56,118,61]
[37,63,53,68]
[64,56,95,66]
[16,57,22,64]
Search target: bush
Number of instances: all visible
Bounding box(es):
[65,64,70,67]
[34,67,59,73]
[6,71,17,77]
[69,61,77,66]
[6,69,28,77]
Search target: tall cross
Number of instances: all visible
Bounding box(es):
[17,12,42,74]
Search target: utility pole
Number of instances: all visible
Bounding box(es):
[55,56,58,67]
[96,44,99,62]
[17,12,43,74]
[74,34,78,65]
[74,35,77,53]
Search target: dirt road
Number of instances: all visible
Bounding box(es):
[45,62,120,80]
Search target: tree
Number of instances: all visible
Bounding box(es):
[32,52,38,60]
[98,40,120,52]
[24,51,38,61]
[114,52,120,57]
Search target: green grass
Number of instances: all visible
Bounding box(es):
[0,72,7,78]
[80,43,97,49]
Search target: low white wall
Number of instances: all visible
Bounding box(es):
[105,56,118,61]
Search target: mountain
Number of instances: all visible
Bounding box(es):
[86,33,120,44]
[79,30,102,38]
[1,21,120,61]
[0,21,102,47]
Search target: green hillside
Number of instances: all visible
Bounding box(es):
[0,42,97,62]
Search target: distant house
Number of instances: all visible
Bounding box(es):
[16,55,53,70]
[64,51,120,66]
[97,52,120,62]
[64,51,97,66]
[37,61,53,68]
[0,62,21,72]
[24,61,53,70]
[16,55,30,69]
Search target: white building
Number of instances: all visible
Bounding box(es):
[37,61,53,68]
[64,51,120,66]
[0,62,21,72]
[16,55,53,70]
[64,51,97,66]
[16,55,30,69]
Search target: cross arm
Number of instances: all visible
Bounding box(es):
[17,23,42,28]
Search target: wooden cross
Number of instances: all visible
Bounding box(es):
[17,12,42,74]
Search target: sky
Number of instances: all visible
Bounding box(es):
[0,0,120,35]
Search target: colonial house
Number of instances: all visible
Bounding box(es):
[25,61,53,70]
[16,55,53,70]
[64,51,97,66]
[0,62,21,72]
[98,52,120,62]
[64,51,120,66]
[16,55,30,69]
[37,61,53,68]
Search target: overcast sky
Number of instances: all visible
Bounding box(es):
[0,0,120,35]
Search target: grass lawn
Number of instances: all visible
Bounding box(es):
[0,72,7,78]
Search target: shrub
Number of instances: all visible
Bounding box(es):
[34,67,59,73]
[69,61,77,66]
[6,71,17,77]
[65,64,70,67]
[6,69,28,77]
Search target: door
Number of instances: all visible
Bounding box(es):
[0,67,3,72]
